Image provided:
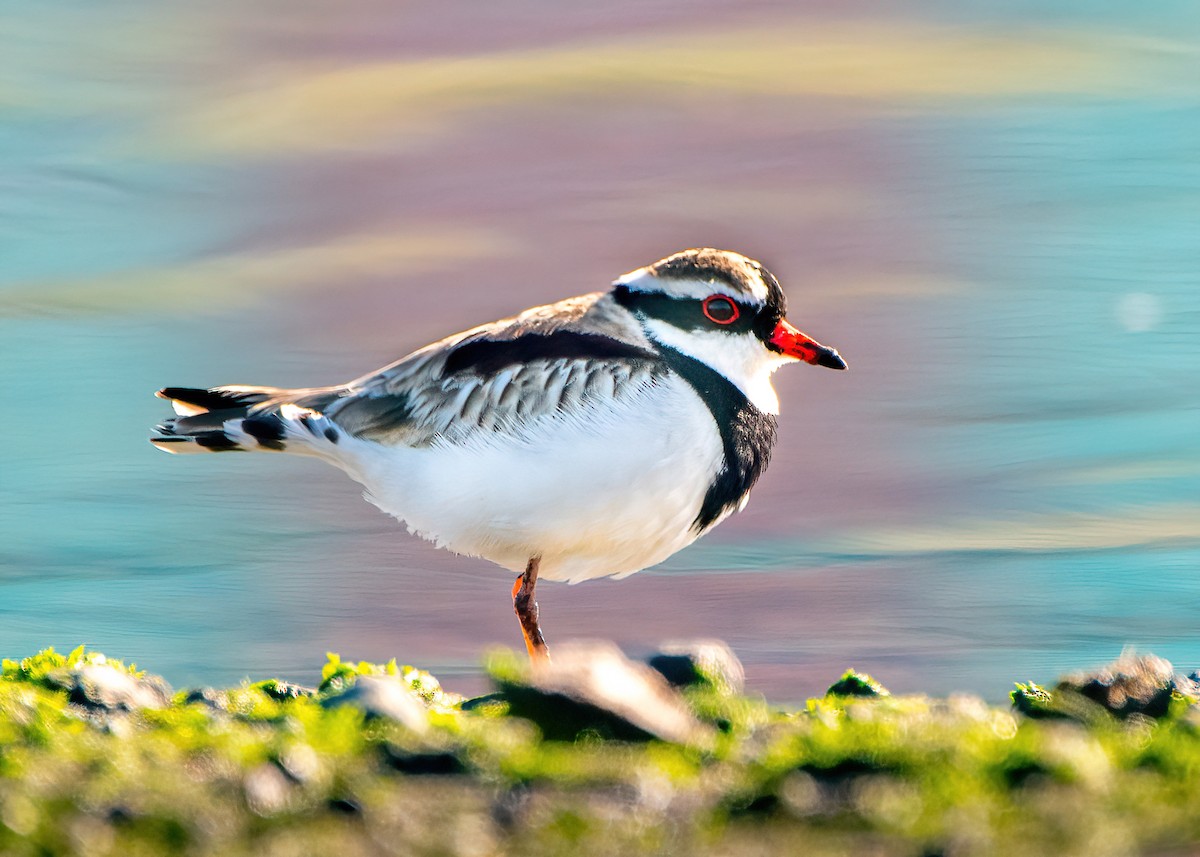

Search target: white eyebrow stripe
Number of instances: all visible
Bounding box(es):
[613,268,768,304]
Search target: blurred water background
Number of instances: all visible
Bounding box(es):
[2,1,1198,700]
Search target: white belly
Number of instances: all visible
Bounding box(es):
[337,380,722,582]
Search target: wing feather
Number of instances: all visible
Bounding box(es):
[326,293,666,447]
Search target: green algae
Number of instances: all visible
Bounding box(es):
[0,647,1199,856]
[319,652,459,711]
[1,646,142,688]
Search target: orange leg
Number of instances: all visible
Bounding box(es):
[512,557,549,662]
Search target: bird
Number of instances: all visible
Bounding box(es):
[151,248,846,661]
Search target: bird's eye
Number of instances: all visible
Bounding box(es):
[701,295,740,325]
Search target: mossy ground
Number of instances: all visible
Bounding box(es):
[2,647,1200,856]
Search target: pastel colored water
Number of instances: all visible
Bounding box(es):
[3,2,1198,700]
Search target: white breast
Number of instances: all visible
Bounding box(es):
[333,375,724,583]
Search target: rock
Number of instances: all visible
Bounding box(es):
[646,640,745,695]
[826,670,890,699]
[495,640,714,746]
[327,796,362,815]
[66,665,171,712]
[183,687,229,712]
[381,745,468,775]
[255,679,316,701]
[1058,653,1175,719]
[1175,671,1200,701]
[277,743,322,784]
[1011,682,1064,719]
[321,676,429,733]
[243,763,291,816]
[460,692,506,712]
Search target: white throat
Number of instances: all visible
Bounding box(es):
[640,318,788,415]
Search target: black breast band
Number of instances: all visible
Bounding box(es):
[657,344,777,532]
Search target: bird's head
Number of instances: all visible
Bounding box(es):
[611,248,845,413]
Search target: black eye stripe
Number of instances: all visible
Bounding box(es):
[613,285,763,336]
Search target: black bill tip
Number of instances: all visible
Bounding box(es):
[815,348,848,371]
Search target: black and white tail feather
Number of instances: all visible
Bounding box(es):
[151,386,344,455]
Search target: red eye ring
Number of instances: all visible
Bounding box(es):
[701,295,740,325]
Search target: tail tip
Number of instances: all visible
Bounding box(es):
[149,436,188,454]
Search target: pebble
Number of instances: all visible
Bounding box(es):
[321,676,429,733]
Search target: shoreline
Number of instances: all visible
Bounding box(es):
[1,642,1197,856]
